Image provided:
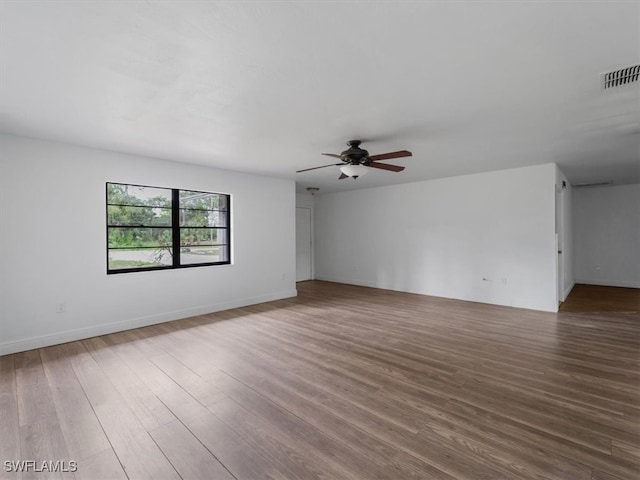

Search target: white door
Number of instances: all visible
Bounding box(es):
[556,185,565,304]
[296,207,312,281]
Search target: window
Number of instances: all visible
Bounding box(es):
[106,183,230,273]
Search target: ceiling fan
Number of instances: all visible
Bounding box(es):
[296,140,412,179]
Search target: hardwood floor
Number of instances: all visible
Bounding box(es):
[560,284,640,313]
[1,280,638,480]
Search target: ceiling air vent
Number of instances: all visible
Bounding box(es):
[573,181,612,188]
[601,64,640,89]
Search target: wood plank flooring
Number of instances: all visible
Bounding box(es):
[560,284,640,313]
[1,280,638,480]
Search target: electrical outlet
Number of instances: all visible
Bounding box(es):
[501,277,507,285]
[56,303,66,313]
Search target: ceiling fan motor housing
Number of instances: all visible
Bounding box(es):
[341,140,369,164]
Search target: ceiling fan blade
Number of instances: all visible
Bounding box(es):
[339,173,348,180]
[296,163,343,173]
[369,150,412,161]
[369,162,405,173]
[321,153,343,159]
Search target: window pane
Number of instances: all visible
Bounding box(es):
[107,183,171,207]
[180,245,229,265]
[108,205,171,226]
[108,227,172,249]
[179,190,227,210]
[180,228,227,247]
[108,247,173,270]
[180,228,228,264]
[179,209,227,227]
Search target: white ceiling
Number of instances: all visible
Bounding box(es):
[1,1,638,193]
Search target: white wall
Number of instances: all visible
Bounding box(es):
[0,134,296,354]
[573,183,640,288]
[314,163,558,312]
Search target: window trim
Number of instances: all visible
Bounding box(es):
[106,182,231,274]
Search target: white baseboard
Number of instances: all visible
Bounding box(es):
[315,275,557,313]
[575,279,640,289]
[0,289,297,356]
[314,274,381,289]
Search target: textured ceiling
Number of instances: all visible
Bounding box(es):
[1,1,638,193]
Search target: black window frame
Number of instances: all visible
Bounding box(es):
[106,182,231,274]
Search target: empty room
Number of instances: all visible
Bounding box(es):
[1,1,639,480]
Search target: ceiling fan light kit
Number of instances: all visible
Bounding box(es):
[296,139,412,180]
[340,164,369,179]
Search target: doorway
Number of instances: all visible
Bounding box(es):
[296,207,312,281]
